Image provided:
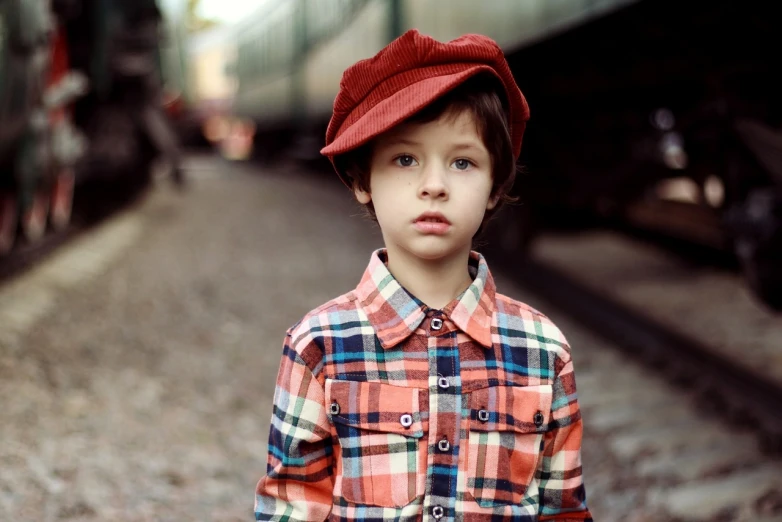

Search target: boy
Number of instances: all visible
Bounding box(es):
[255,29,592,521]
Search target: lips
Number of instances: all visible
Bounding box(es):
[414,212,451,225]
[413,211,451,235]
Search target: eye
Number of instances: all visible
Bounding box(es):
[452,158,474,171]
[393,154,418,167]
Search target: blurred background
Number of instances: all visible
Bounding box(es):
[1,0,781,520]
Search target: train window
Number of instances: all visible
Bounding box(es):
[281,15,291,66]
[262,32,269,74]
[237,44,244,77]
[304,0,358,47]
[234,2,298,78]
[246,38,253,76]
[261,32,268,74]
[269,25,277,71]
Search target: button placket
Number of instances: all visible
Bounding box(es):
[427,310,460,518]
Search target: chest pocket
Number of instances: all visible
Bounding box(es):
[466,384,552,508]
[325,379,426,508]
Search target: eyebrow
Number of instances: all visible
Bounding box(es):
[450,142,485,152]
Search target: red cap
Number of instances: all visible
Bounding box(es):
[321,29,529,186]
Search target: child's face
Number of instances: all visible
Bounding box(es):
[355,109,497,263]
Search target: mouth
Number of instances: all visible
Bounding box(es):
[412,211,452,235]
[413,212,451,225]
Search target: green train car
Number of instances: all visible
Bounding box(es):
[229,0,782,311]
[232,0,636,133]
[0,0,186,254]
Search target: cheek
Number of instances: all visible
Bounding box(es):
[370,176,407,211]
[467,177,494,204]
[372,193,401,225]
[459,180,494,225]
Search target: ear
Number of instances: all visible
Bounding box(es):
[354,186,372,204]
[486,195,499,211]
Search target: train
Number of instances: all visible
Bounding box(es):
[227,0,782,311]
[0,0,189,254]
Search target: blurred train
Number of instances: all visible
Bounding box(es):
[228,0,782,311]
[0,0,189,254]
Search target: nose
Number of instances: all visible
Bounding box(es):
[417,163,449,201]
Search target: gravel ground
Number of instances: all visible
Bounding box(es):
[0,156,380,521]
[1,154,779,521]
[531,231,782,387]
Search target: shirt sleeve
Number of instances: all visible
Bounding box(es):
[537,347,593,521]
[255,331,334,521]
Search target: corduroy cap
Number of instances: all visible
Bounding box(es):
[321,29,529,186]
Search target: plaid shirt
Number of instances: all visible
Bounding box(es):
[255,249,592,521]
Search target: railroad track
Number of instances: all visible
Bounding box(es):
[492,253,782,454]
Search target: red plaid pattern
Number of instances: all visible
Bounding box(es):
[255,249,592,521]
[467,385,553,507]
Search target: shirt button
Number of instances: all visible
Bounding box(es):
[437,438,451,452]
[478,409,490,423]
[330,402,340,415]
[430,317,443,330]
[534,410,545,427]
[431,505,445,520]
[437,376,449,390]
[399,414,413,428]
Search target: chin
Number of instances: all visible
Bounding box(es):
[404,238,470,262]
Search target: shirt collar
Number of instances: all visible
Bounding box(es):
[354,249,495,349]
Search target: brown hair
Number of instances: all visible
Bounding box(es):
[334,74,518,233]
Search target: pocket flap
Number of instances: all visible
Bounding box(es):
[325,379,425,438]
[470,385,553,434]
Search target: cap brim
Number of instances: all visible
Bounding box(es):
[321,65,498,182]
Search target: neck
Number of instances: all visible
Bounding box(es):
[385,245,474,310]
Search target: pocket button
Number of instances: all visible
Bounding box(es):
[477,409,490,423]
[534,410,544,427]
[330,402,340,415]
[400,413,413,428]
